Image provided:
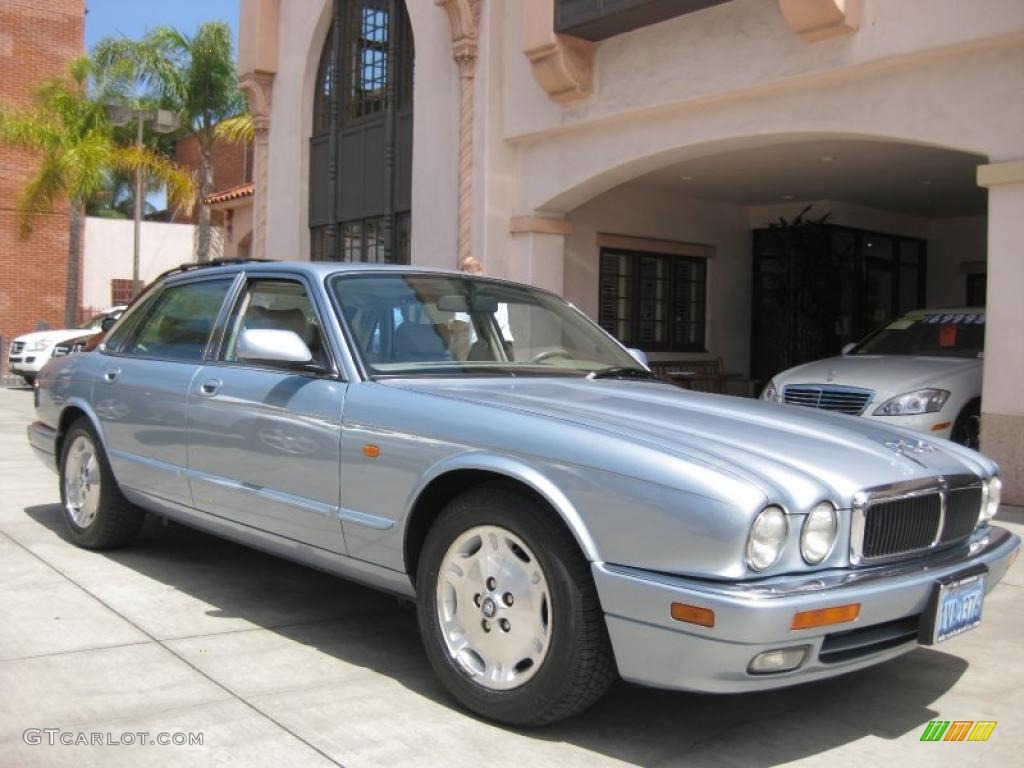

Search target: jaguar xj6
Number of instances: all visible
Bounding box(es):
[28,261,1019,725]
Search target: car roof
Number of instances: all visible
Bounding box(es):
[158,259,541,292]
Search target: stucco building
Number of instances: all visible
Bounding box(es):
[237,0,1024,501]
[0,0,84,350]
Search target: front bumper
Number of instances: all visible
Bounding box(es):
[595,525,1019,693]
[8,356,46,376]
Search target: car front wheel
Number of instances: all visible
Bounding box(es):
[416,486,616,726]
[59,419,145,549]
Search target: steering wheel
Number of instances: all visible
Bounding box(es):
[529,347,573,364]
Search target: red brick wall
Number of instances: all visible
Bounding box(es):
[175,134,253,223]
[0,0,85,355]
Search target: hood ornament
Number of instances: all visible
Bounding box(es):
[826,369,836,383]
[883,438,936,466]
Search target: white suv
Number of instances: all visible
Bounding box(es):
[7,307,125,385]
[762,308,984,449]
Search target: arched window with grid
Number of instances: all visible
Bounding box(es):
[310,0,414,263]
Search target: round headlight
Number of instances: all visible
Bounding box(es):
[981,476,1002,524]
[746,506,788,571]
[800,502,838,564]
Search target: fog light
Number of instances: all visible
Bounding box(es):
[748,646,808,675]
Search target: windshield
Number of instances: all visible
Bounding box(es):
[852,311,985,358]
[330,273,644,376]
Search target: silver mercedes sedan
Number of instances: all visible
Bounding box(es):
[27,261,1019,726]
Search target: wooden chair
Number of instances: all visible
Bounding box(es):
[647,357,726,394]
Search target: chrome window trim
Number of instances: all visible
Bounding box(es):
[850,474,984,565]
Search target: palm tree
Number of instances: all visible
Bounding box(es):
[0,58,194,326]
[93,22,246,262]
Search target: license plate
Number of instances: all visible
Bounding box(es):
[930,572,986,644]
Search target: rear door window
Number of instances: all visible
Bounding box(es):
[121,279,234,362]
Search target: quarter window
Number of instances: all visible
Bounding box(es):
[599,248,706,351]
[121,279,233,361]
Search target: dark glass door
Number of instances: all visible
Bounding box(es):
[751,223,927,385]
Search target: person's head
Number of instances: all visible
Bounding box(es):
[459,256,483,275]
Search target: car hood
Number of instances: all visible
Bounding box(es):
[385,377,991,509]
[13,328,95,345]
[773,355,981,400]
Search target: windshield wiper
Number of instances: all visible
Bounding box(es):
[587,366,659,381]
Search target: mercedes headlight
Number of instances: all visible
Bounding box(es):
[26,338,52,352]
[872,388,949,416]
[762,381,781,403]
[746,506,788,571]
[979,476,1002,525]
[800,502,838,564]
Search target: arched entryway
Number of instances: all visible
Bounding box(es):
[545,134,988,392]
[308,0,414,263]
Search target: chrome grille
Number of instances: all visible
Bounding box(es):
[941,487,983,543]
[10,341,25,354]
[862,494,940,558]
[853,478,984,563]
[783,385,872,415]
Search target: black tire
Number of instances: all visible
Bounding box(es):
[950,400,981,450]
[59,418,145,549]
[21,374,35,387]
[416,485,616,726]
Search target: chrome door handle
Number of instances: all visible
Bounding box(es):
[199,379,223,396]
[103,368,121,383]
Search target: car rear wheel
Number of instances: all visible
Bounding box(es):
[416,486,616,726]
[59,419,145,549]
[950,401,981,450]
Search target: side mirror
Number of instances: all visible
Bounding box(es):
[237,328,313,365]
[627,347,650,367]
[841,342,856,356]
[100,316,118,332]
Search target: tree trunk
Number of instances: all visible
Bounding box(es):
[196,141,214,262]
[65,201,82,327]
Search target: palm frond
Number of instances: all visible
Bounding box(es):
[214,113,254,144]
[113,144,196,216]
[0,104,57,152]
[15,158,67,237]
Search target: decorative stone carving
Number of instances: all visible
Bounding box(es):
[436,0,482,265]
[522,0,594,102]
[778,0,860,43]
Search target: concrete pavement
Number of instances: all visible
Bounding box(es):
[0,384,1021,767]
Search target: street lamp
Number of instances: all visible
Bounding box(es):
[104,106,182,296]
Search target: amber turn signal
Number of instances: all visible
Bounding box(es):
[791,603,860,630]
[670,603,715,627]
[362,444,380,458]
[930,422,952,432]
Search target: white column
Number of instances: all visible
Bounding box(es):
[977,160,1024,505]
[505,217,572,294]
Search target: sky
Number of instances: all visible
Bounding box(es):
[84,0,239,53]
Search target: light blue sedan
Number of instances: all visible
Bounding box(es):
[27,261,1019,726]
